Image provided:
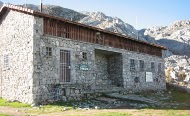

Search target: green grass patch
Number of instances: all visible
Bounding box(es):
[0,98,31,108]
[170,89,190,103]
[0,114,12,116]
[92,112,132,116]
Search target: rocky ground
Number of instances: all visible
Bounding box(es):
[165,55,190,93]
[1,88,190,116]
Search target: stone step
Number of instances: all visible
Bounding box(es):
[82,86,124,94]
[95,79,112,85]
[105,93,160,104]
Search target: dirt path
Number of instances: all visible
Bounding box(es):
[0,106,153,116]
[0,106,138,116]
[0,106,26,116]
[38,109,138,116]
[1,106,190,116]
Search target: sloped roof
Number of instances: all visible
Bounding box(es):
[0,4,167,50]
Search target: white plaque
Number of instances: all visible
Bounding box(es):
[146,72,153,82]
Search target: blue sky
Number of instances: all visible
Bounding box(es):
[2,0,190,29]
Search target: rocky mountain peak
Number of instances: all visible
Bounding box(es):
[79,11,138,38]
[20,4,87,21]
[167,20,190,30]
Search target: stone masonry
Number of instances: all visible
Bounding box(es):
[0,10,34,104]
[0,8,166,104]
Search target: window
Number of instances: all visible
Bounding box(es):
[4,54,9,69]
[46,47,52,57]
[139,60,144,71]
[130,59,135,71]
[151,62,155,71]
[158,63,162,73]
[82,52,87,61]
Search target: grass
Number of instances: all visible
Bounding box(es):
[92,112,132,116]
[1,89,190,116]
[0,98,31,108]
[0,114,12,116]
[170,89,190,103]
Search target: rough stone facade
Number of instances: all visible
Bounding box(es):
[0,10,34,104]
[0,10,166,104]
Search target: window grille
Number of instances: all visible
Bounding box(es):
[4,54,9,69]
[130,59,136,71]
[151,62,155,71]
[139,60,144,71]
[158,63,162,73]
[82,52,87,61]
[60,50,71,82]
[46,47,52,57]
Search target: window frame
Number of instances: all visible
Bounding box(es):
[82,52,87,61]
[151,62,155,71]
[46,47,52,57]
[3,53,10,70]
[158,63,162,73]
[130,59,136,71]
[139,60,144,71]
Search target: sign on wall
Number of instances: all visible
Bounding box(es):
[79,64,89,71]
[146,72,153,82]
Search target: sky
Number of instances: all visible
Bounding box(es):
[2,0,190,29]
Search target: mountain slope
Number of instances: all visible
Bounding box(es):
[79,12,138,38]
[143,20,190,56]
[22,4,87,21]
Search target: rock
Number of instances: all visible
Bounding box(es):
[94,106,99,109]
[63,107,69,111]
[31,103,37,107]
[142,20,190,56]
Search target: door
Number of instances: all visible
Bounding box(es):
[60,50,71,82]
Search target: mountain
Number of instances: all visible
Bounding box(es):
[79,12,138,38]
[143,20,190,56]
[20,4,87,21]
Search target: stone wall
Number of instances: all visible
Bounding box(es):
[108,54,123,87]
[95,53,109,86]
[0,10,34,104]
[123,52,166,92]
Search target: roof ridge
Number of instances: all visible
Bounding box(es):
[2,3,34,14]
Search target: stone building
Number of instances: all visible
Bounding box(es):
[0,4,166,104]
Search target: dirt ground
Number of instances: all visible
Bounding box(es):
[1,106,190,116]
